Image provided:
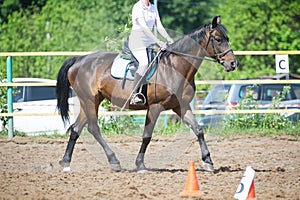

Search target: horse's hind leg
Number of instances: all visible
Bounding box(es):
[173,107,214,172]
[59,108,87,170]
[84,100,121,172]
[88,119,121,171]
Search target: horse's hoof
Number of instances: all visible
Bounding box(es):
[63,166,71,172]
[203,162,214,172]
[59,160,71,172]
[59,160,70,168]
[136,165,148,173]
[110,163,122,172]
[137,169,148,173]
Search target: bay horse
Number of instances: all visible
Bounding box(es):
[56,16,237,172]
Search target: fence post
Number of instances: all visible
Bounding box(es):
[6,56,13,139]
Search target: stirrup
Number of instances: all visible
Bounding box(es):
[130,92,146,105]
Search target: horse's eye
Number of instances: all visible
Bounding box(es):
[215,37,221,42]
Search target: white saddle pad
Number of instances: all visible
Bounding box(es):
[110,55,135,80]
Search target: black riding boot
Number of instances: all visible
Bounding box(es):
[130,74,145,105]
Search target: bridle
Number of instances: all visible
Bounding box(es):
[169,25,232,63]
[205,26,233,63]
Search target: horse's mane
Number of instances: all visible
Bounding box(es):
[163,23,228,57]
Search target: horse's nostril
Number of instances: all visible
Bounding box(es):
[231,61,237,68]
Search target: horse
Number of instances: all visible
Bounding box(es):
[56,16,238,172]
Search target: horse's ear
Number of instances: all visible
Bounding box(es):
[212,16,221,28]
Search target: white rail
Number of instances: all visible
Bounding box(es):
[0,51,299,118]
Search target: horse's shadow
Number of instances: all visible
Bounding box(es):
[122,168,186,173]
[122,166,272,174]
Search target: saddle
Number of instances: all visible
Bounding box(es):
[119,40,139,77]
[110,41,159,88]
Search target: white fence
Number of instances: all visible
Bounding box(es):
[0,51,300,117]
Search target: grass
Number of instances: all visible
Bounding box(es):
[206,122,300,138]
[1,118,299,139]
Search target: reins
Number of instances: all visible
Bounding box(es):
[120,24,233,111]
[167,49,217,62]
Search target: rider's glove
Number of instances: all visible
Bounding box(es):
[157,40,167,50]
[166,36,174,45]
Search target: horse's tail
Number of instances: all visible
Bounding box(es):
[56,57,77,125]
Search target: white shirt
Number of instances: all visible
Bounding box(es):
[132,2,158,30]
[129,1,159,49]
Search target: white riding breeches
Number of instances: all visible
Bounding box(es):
[130,47,149,76]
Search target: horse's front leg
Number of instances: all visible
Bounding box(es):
[173,107,214,172]
[136,104,163,172]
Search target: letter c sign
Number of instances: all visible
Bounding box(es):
[276,54,289,74]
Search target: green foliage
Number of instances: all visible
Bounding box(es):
[158,0,221,34]
[0,0,132,79]
[104,23,132,52]
[0,0,46,24]
[98,99,140,135]
[156,120,188,136]
[99,115,141,135]
[0,68,8,129]
[225,85,293,130]
[1,0,299,80]
[208,124,300,137]
[216,0,300,78]
[0,130,7,137]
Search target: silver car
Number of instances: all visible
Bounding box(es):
[199,82,300,128]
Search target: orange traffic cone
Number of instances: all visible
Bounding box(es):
[246,180,256,200]
[179,161,205,196]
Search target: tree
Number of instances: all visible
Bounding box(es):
[215,0,300,79]
[158,0,221,34]
[0,0,46,24]
[1,0,299,80]
[0,0,133,79]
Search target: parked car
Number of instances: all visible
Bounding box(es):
[199,81,300,128]
[10,78,76,135]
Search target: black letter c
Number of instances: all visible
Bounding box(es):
[279,60,286,70]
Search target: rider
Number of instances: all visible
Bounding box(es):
[129,0,173,105]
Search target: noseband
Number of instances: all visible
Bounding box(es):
[205,27,232,63]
